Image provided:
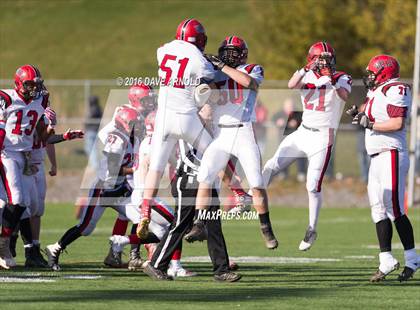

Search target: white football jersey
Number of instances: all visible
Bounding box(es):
[97,123,136,185]
[0,89,48,152]
[300,71,352,129]
[157,40,216,113]
[364,79,411,155]
[212,64,264,125]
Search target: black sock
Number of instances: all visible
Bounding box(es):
[259,212,271,225]
[130,224,137,235]
[2,204,26,233]
[394,215,415,250]
[375,219,393,252]
[58,226,82,250]
[19,218,33,246]
[140,232,160,244]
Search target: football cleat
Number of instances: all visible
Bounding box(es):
[229,193,253,214]
[103,246,125,268]
[0,256,9,269]
[184,221,207,243]
[25,246,48,268]
[299,227,318,251]
[128,248,145,271]
[136,218,150,239]
[0,236,16,268]
[260,223,278,250]
[143,262,173,281]
[214,271,242,282]
[370,260,400,282]
[45,243,62,271]
[33,244,49,267]
[397,266,416,282]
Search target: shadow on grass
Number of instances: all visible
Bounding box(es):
[1,287,329,303]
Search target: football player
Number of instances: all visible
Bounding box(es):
[103,83,157,268]
[351,55,419,282]
[188,36,278,249]
[0,65,54,269]
[137,18,217,239]
[262,42,351,251]
[45,106,140,271]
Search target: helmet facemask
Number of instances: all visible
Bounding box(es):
[20,77,45,100]
[315,53,335,76]
[363,68,383,90]
[219,46,247,68]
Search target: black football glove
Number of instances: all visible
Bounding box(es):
[352,112,374,129]
[345,105,359,118]
[204,54,226,70]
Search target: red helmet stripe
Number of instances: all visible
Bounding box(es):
[27,65,37,79]
[181,19,192,40]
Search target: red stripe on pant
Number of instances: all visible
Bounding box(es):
[390,149,402,218]
[0,161,13,204]
[79,187,102,232]
[153,202,175,222]
[316,129,334,192]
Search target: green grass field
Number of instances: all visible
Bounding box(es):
[1,204,419,309]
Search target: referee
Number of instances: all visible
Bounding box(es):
[143,140,241,282]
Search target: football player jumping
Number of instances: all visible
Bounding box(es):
[351,55,419,282]
[138,19,249,240]
[0,65,54,269]
[262,42,352,251]
[189,36,278,249]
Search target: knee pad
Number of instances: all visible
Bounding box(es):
[371,203,388,223]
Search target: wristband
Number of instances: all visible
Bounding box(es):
[298,68,307,77]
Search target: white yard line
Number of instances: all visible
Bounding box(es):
[0,277,56,283]
[344,255,375,259]
[365,243,420,250]
[183,256,341,264]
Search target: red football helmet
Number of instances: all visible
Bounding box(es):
[114,106,141,135]
[145,110,156,136]
[128,83,156,113]
[218,36,248,68]
[363,55,400,90]
[175,18,207,52]
[14,65,47,101]
[306,42,336,75]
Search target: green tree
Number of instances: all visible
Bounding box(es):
[249,0,416,79]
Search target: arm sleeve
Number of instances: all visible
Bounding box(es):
[47,134,65,144]
[336,74,352,94]
[196,54,216,82]
[249,65,264,85]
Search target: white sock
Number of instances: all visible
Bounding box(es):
[170,259,181,269]
[379,251,394,265]
[120,236,130,246]
[308,191,322,230]
[23,244,33,249]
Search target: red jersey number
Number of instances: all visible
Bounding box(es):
[304,86,326,112]
[11,110,39,136]
[160,54,190,89]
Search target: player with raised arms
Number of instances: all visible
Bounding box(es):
[262,42,351,251]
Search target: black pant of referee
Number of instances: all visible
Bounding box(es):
[145,172,240,281]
